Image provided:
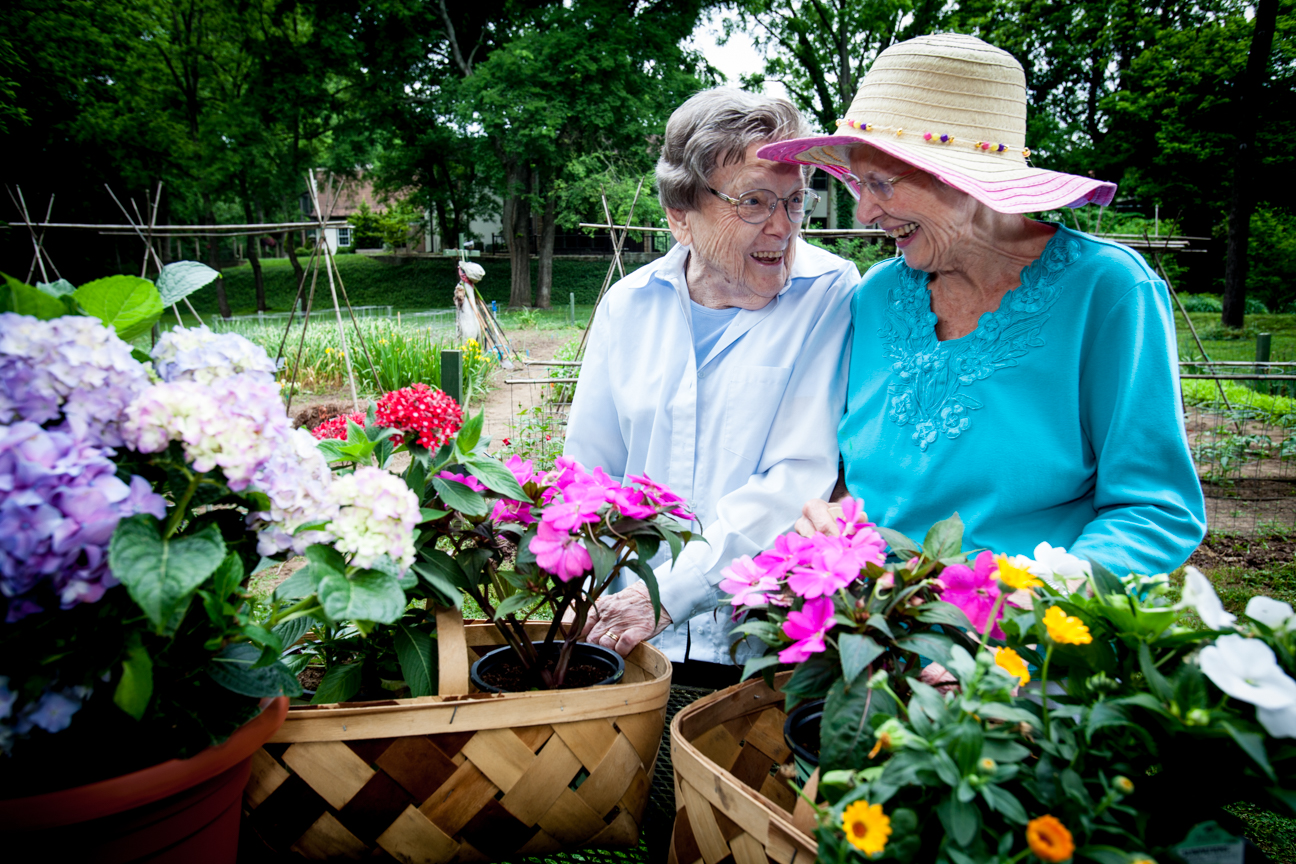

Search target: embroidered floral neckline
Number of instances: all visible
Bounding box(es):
[878,225,1081,451]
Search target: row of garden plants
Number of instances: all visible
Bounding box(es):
[720,506,1296,863]
[0,268,692,839]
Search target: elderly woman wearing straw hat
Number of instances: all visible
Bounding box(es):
[775,34,1206,574]
[563,88,861,684]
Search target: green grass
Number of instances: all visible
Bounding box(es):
[199,255,629,316]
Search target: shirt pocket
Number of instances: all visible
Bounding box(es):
[722,365,793,462]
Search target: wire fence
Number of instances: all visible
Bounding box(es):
[1184,376,1296,536]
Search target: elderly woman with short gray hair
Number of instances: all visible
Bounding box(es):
[563,88,860,685]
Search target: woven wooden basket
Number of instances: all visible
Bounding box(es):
[242,608,671,861]
[668,672,822,864]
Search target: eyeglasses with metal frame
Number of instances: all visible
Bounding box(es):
[708,186,822,225]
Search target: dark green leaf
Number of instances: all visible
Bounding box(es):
[922,514,964,561]
[432,477,489,516]
[494,593,532,620]
[914,601,975,632]
[465,455,528,501]
[1088,559,1125,598]
[395,622,436,697]
[1075,846,1133,864]
[456,410,484,453]
[273,615,312,651]
[73,274,163,341]
[980,784,1028,824]
[781,652,838,707]
[113,636,153,720]
[981,738,1031,763]
[628,558,663,625]
[275,564,325,600]
[894,632,954,666]
[212,553,243,602]
[873,526,919,558]
[740,654,781,681]
[36,277,76,297]
[416,549,473,594]
[418,508,448,523]
[316,439,349,463]
[108,515,226,633]
[1224,721,1278,782]
[936,795,980,846]
[3,272,69,319]
[1085,702,1132,740]
[1138,641,1173,702]
[822,677,897,773]
[587,541,617,583]
[207,643,302,697]
[838,633,885,686]
[311,662,363,704]
[318,570,406,624]
[305,543,347,575]
[412,560,463,608]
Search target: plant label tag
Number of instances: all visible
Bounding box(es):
[1173,822,1246,864]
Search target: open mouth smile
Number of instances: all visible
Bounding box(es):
[750,250,785,266]
[885,222,919,240]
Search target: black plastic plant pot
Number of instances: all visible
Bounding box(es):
[470,640,626,693]
[783,698,825,785]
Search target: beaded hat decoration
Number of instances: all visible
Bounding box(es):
[757,34,1116,214]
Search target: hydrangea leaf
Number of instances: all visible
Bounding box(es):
[318,569,405,624]
[108,515,226,633]
[73,274,164,341]
[394,621,437,697]
[35,278,76,297]
[272,615,313,650]
[207,643,303,697]
[155,261,219,306]
[3,271,68,320]
[113,636,153,720]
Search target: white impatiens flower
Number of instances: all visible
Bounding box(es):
[1029,542,1092,593]
[1199,635,1296,710]
[1179,567,1237,631]
[1247,597,1296,632]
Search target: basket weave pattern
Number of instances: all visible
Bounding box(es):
[668,673,818,864]
[243,620,671,861]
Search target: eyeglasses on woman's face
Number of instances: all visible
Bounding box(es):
[709,186,822,225]
[842,169,921,201]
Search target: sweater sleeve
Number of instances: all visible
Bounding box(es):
[1070,279,1207,574]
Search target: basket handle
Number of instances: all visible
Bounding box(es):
[432,603,470,695]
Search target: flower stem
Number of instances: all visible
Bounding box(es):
[1040,642,1055,739]
[164,471,199,539]
[980,591,1008,644]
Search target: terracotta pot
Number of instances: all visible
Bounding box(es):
[0,696,288,863]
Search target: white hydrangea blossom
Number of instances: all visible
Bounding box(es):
[329,466,420,572]
[151,325,280,385]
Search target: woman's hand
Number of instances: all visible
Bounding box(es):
[795,499,843,537]
[579,583,672,657]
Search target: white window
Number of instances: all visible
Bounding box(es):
[337,227,352,247]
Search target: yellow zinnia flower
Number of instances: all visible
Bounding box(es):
[994,647,1031,686]
[1043,606,1093,645]
[1026,815,1074,862]
[842,801,891,856]
[995,555,1042,591]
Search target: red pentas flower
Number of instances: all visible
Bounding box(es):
[374,383,463,449]
[311,411,366,441]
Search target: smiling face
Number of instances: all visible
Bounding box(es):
[667,142,805,308]
[848,146,981,274]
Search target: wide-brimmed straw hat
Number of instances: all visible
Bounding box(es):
[758,34,1116,213]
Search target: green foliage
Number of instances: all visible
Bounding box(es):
[72,275,164,341]
[348,201,384,250]
[807,237,893,275]
[1248,207,1296,313]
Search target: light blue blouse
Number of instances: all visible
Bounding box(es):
[839,224,1206,576]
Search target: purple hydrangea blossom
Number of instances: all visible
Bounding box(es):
[0,680,93,754]
[0,422,166,620]
[151,325,280,385]
[248,427,339,557]
[0,313,152,448]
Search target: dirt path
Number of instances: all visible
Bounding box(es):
[479,329,579,448]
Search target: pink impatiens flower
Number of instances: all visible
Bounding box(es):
[627,472,693,520]
[529,521,592,582]
[939,550,1009,639]
[719,556,782,608]
[779,596,837,663]
[541,480,608,532]
[490,498,535,526]
[504,455,534,486]
[608,486,659,519]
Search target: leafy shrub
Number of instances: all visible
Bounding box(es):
[808,236,893,275]
[1179,293,1223,312]
[1247,206,1296,313]
[335,245,356,255]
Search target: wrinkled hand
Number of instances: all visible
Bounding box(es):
[577,583,672,657]
[795,499,842,537]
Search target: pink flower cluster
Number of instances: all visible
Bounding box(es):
[937,550,1016,640]
[522,457,690,583]
[719,498,887,663]
[374,383,462,449]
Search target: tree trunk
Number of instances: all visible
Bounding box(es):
[1221,0,1279,328]
[240,185,266,313]
[503,159,533,308]
[203,194,232,318]
[536,186,556,309]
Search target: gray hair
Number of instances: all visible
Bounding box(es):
[656,88,812,212]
